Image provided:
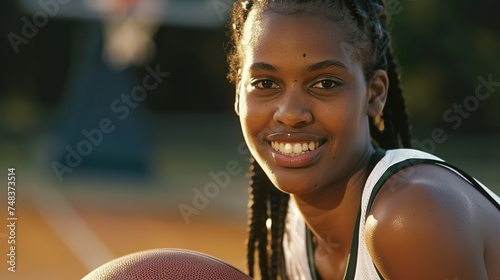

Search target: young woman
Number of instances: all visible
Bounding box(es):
[226,0,500,279]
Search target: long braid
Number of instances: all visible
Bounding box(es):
[247,158,270,278]
[269,188,280,280]
[385,47,412,148]
[257,210,269,280]
[276,190,289,278]
[246,161,257,277]
[247,157,290,280]
[270,187,290,279]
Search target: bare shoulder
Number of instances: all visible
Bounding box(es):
[364,163,500,279]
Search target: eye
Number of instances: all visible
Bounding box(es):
[252,79,280,89]
[312,79,337,89]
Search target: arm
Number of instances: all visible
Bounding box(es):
[364,164,489,280]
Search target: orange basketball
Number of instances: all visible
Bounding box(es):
[82,248,252,280]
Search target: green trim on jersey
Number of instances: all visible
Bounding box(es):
[366,158,500,216]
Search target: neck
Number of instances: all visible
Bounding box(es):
[291,147,374,252]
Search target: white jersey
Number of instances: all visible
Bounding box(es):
[282,148,500,280]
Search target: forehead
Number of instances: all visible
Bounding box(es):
[240,10,354,69]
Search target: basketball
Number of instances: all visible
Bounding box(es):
[81,248,252,280]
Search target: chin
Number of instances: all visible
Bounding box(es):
[264,166,321,195]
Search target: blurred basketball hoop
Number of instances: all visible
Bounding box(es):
[20,0,226,69]
[19,0,225,27]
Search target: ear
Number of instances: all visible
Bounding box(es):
[234,90,240,116]
[367,69,389,118]
[234,68,243,116]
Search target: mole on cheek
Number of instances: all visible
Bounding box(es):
[303,53,307,58]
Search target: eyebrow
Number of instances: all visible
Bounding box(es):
[249,60,348,73]
[306,60,348,72]
[249,62,278,72]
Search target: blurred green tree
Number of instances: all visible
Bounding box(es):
[390,0,500,133]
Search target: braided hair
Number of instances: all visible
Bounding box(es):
[226,1,412,279]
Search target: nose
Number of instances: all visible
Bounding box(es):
[273,92,313,128]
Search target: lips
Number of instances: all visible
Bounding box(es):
[266,133,327,168]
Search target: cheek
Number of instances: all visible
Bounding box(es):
[319,98,367,138]
[239,87,272,120]
[238,94,263,138]
[238,98,270,160]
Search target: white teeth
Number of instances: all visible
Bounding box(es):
[271,141,322,156]
[308,142,315,150]
[293,143,302,154]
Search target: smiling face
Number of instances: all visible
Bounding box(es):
[236,8,387,195]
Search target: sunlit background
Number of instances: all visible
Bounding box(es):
[0,0,499,279]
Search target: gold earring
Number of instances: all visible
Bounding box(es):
[374,114,385,132]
